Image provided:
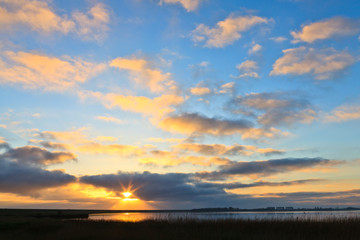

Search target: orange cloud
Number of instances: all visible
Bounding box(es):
[36,129,145,157]
[81,91,185,122]
[325,104,360,122]
[110,57,175,93]
[95,115,124,124]
[72,3,110,42]
[291,17,360,43]
[190,86,211,96]
[270,47,354,80]
[192,15,269,48]
[95,136,118,142]
[0,1,110,41]
[0,51,105,91]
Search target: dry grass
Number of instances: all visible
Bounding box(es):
[1,216,360,240]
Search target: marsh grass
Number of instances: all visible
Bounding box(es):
[1,215,360,240]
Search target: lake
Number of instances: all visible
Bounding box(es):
[88,210,360,222]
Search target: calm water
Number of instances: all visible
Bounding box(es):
[88,210,360,222]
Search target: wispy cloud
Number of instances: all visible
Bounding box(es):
[270,47,355,80]
[198,157,342,179]
[110,57,176,93]
[35,129,145,157]
[325,104,360,122]
[191,15,270,48]
[173,143,284,157]
[232,60,259,79]
[81,91,185,122]
[95,115,124,124]
[229,91,317,126]
[159,0,204,12]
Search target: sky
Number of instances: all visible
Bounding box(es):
[0,0,360,210]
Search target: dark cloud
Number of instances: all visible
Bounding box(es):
[80,171,325,208]
[80,171,226,202]
[0,142,77,195]
[0,158,76,195]
[229,92,317,127]
[197,157,341,179]
[1,145,76,166]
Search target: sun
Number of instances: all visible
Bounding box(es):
[122,192,132,198]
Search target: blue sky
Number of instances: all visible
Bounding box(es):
[0,0,359,209]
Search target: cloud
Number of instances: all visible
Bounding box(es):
[95,136,118,142]
[159,0,203,12]
[191,15,269,48]
[0,0,74,34]
[139,150,226,167]
[95,115,123,124]
[77,143,145,157]
[270,47,355,80]
[81,91,185,122]
[158,113,288,139]
[190,86,212,96]
[270,36,287,43]
[230,92,317,126]
[291,17,360,43]
[104,93,184,122]
[79,170,325,207]
[198,157,341,179]
[0,50,106,91]
[248,43,262,54]
[146,137,184,143]
[110,57,175,93]
[72,3,110,42]
[325,104,360,122]
[35,130,145,157]
[173,143,284,157]
[232,60,259,78]
[1,143,76,166]
[0,142,76,195]
[218,82,235,94]
[80,171,226,202]
[0,158,76,195]
[0,0,110,41]
[159,112,252,135]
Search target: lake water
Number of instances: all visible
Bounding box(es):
[88,210,360,222]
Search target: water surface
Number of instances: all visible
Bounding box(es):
[88,210,360,222]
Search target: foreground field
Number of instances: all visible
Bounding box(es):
[1,216,360,240]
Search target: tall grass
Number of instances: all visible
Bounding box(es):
[1,216,360,240]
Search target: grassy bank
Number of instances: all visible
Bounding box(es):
[1,216,360,240]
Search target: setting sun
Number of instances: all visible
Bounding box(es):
[122,192,132,198]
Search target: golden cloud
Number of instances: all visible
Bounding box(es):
[192,15,269,48]
[291,17,360,43]
[0,51,105,91]
[110,57,175,93]
[270,47,355,80]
